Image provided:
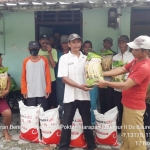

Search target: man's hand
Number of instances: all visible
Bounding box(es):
[96,80,108,88]
[46,45,52,53]
[45,92,50,99]
[79,84,93,91]
[23,94,28,99]
[1,89,9,98]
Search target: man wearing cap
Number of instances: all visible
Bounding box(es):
[21,41,51,111]
[55,35,69,122]
[0,53,12,141]
[96,35,150,150]
[58,33,97,150]
[39,34,58,109]
[101,37,117,55]
[112,35,134,133]
[99,37,117,114]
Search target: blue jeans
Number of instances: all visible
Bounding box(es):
[89,86,98,125]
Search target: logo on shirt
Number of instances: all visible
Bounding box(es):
[68,62,74,65]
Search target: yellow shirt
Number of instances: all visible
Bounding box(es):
[39,49,58,82]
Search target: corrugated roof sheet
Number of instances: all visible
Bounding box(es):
[0,0,150,10]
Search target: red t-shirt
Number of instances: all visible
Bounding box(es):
[122,58,150,110]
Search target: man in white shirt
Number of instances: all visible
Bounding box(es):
[58,33,97,150]
[113,35,134,132]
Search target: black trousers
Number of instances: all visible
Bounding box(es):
[144,103,150,141]
[26,97,49,111]
[99,87,114,114]
[113,90,123,132]
[47,81,58,108]
[59,100,96,150]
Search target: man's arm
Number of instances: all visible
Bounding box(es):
[103,66,128,77]
[21,60,27,99]
[47,45,57,68]
[97,78,136,90]
[44,57,51,98]
[62,77,91,91]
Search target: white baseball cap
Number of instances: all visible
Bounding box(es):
[127,35,150,49]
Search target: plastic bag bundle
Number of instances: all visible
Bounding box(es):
[19,101,40,143]
[85,52,103,88]
[100,50,114,71]
[94,107,119,146]
[39,106,61,144]
[70,109,87,148]
[112,60,126,82]
[0,67,9,96]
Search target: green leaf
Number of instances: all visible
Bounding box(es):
[112,61,126,67]
[87,52,102,61]
[0,67,8,73]
[100,50,114,56]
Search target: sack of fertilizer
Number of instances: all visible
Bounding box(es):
[94,107,119,146]
[70,109,87,148]
[39,106,61,144]
[19,101,40,143]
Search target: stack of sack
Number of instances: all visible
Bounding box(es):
[19,101,119,147]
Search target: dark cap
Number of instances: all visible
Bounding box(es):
[60,35,68,43]
[68,33,82,42]
[39,34,48,40]
[118,35,129,43]
[103,37,113,44]
[0,53,3,56]
[28,41,40,49]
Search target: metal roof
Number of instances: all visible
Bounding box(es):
[0,0,150,11]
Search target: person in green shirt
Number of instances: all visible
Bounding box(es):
[39,34,58,109]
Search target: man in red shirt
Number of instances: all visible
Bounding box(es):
[97,35,150,150]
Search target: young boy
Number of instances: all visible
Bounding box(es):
[21,41,51,111]
[58,34,97,150]
[0,53,12,141]
[82,40,98,125]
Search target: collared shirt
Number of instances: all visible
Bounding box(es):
[58,51,90,103]
[113,50,134,92]
[39,48,58,82]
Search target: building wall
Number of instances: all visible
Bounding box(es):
[83,7,131,53]
[0,8,131,85]
[0,12,35,86]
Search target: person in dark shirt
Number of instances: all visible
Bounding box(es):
[99,37,116,114]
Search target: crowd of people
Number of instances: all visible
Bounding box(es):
[0,32,150,150]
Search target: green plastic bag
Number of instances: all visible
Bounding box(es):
[10,77,16,91]
[85,52,104,88]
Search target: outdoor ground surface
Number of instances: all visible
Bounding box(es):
[0,113,150,150]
